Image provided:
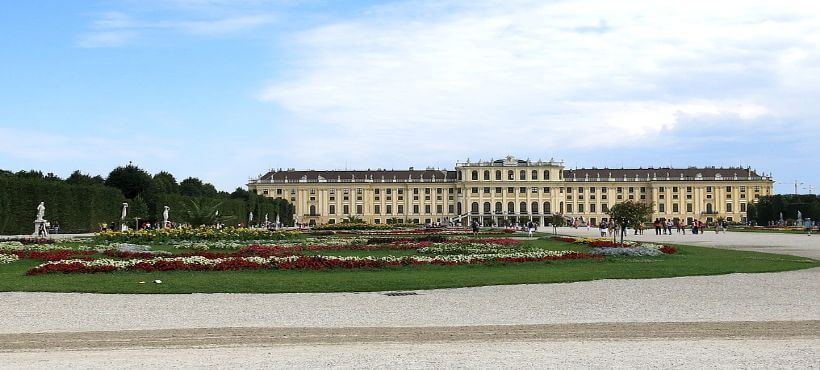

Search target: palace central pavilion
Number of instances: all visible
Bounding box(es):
[247,156,774,227]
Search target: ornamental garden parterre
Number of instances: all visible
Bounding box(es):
[1,227,676,275]
[0,226,816,294]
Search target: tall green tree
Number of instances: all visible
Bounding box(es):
[66,170,104,186]
[179,177,218,197]
[607,200,653,243]
[152,171,179,194]
[105,164,152,199]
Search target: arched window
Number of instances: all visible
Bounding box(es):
[532,170,538,180]
[483,170,490,180]
[471,202,479,214]
[559,201,564,213]
[471,170,478,180]
[495,202,502,213]
[508,170,514,180]
[531,202,539,214]
[519,170,526,180]
[507,202,515,214]
[483,202,491,214]
[495,170,502,180]
[309,205,316,215]
[544,201,551,214]
[706,203,713,213]
[544,170,550,180]
[520,202,528,214]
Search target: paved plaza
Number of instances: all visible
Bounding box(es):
[1,231,817,367]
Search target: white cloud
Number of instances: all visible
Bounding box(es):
[257,0,820,165]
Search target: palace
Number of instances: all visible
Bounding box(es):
[247,156,774,227]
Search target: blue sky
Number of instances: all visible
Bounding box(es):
[1,0,818,194]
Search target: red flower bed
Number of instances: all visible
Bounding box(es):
[660,245,678,254]
[11,250,95,261]
[587,240,630,248]
[26,262,116,275]
[551,236,577,243]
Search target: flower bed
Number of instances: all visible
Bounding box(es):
[0,254,20,264]
[26,250,601,275]
[96,227,301,243]
[551,236,678,255]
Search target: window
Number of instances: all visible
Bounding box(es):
[343,188,349,194]
[628,187,635,193]
[602,204,609,213]
[374,219,381,224]
[374,189,380,195]
[483,187,491,194]
[616,187,623,193]
[483,202,491,213]
[387,205,392,214]
[508,170,514,180]
[471,187,479,194]
[672,203,679,213]
[672,187,678,192]
[508,202,515,213]
[740,186,746,192]
[520,202,527,213]
[544,170,550,180]
[357,188,363,195]
[448,205,455,213]
[519,187,526,193]
[589,204,596,213]
[495,202,502,213]
[566,204,573,213]
[640,187,646,193]
[706,186,712,192]
[398,205,404,214]
[495,170,502,180]
[436,188,442,194]
[566,187,573,193]
[484,170,490,180]
[343,205,349,214]
[495,187,502,194]
[374,205,380,214]
[687,186,693,193]
[726,203,732,212]
[436,205,442,213]
[471,202,479,214]
[531,170,538,180]
[277,189,283,195]
[659,187,665,192]
[686,203,693,212]
[589,187,596,193]
[543,202,551,214]
[659,203,665,212]
[602,194,608,200]
[386,188,392,194]
[507,187,514,193]
[413,188,419,194]
[578,187,584,193]
[356,205,363,214]
[544,187,550,193]
[290,189,296,195]
[329,205,336,214]
[740,203,747,212]
[726,186,732,192]
[413,205,419,214]
[520,170,526,180]
[578,204,584,213]
[471,170,478,180]
[531,187,538,193]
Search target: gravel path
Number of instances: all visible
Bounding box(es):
[1,268,817,334]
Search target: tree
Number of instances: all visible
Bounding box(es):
[66,170,104,186]
[230,187,249,199]
[179,198,234,227]
[152,171,179,194]
[607,200,653,243]
[129,195,149,227]
[179,177,218,197]
[105,164,152,199]
[548,213,565,234]
[342,215,364,224]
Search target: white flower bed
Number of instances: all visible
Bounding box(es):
[0,253,20,264]
[417,243,522,255]
[0,241,94,252]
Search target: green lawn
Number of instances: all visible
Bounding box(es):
[1,238,816,294]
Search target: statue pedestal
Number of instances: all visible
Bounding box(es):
[33,219,49,237]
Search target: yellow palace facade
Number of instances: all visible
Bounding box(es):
[247,156,774,227]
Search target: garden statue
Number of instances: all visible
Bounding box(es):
[275,214,280,228]
[249,212,254,225]
[265,213,269,224]
[121,203,128,220]
[33,202,48,237]
[36,202,45,221]
[163,206,170,228]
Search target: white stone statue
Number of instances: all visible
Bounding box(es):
[36,202,45,221]
[797,210,802,220]
[265,213,269,224]
[249,211,254,223]
[163,206,170,227]
[121,202,128,220]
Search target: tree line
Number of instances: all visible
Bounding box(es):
[0,165,293,234]
[747,194,820,225]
